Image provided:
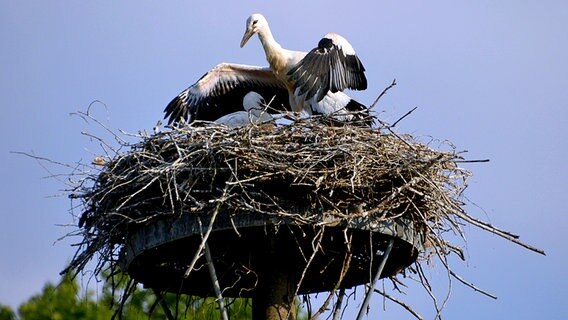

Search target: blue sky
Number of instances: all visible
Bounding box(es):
[1,1,567,318]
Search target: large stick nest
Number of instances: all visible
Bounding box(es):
[59,107,545,318]
[67,116,471,275]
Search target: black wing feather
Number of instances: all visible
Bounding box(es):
[287,35,367,102]
[164,64,290,125]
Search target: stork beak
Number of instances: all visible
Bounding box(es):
[240,28,254,48]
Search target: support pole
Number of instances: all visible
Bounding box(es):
[332,288,346,320]
[205,243,229,320]
[356,238,395,320]
[252,236,296,320]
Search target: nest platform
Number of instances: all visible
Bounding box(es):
[120,211,423,297]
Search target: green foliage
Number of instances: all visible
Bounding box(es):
[99,271,253,319]
[8,271,254,320]
[4,270,310,319]
[0,305,16,320]
[17,273,112,320]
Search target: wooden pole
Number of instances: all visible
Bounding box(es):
[252,236,296,320]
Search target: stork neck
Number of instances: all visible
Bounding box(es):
[258,27,285,70]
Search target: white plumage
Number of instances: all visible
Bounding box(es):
[163,63,369,125]
[163,13,370,126]
[214,92,273,128]
[164,63,289,125]
[239,13,368,116]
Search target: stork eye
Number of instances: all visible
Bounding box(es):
[252,20,258,25]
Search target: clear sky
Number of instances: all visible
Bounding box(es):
[1,1,567,319]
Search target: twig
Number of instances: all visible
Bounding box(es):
[455,159,490,163]
[416,263,442,320]
[391,107,417,128]
[310,252,352,319]
[152,289,176,320]
[449,269,497,299]
[374,289,423,320]
[369,79,397,110]
[205,243,229,320]
[356,239,394,320]
[332,289,346,320]
[293,227,325,298]
[183,184,231,278]
[453,210,545,255]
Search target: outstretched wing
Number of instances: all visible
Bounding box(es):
[287,33,367,102]
[164,63,290,125]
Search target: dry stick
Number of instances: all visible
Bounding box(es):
[408,199,460,314]
[455,159,490,163]
[369,79,397,110]
[374,289,424,320]
[152,289,176,320]
[15,151,93,192]
[13,151,86,172]
[453,210,546,255]
[355,239,395,320]
[114,176,160,211]
[310,252,352,319]
[293,227,325,298]
[416,208,495,302]
[332,289,346,320]
[413,195,458,314]
[204,243,229,320]
[183,184,230,278]
[449,269,497,299]
[390,107,418,128]
[183,209,216,278]
[416,263,443,320]
[80,131,119,156]
[71,108,127,146]
[112,278,137,320]
[437,254,453,320]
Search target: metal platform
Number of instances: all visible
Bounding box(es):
[120,211,424,297]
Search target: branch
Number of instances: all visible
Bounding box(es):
[374,289,424,320]
[453,210,546,255]
[152,289,176,320]
[205,243,229,320]
[369,79,397,110]
[391,107,417,128]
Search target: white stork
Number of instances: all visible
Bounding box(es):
[163,63,290,125]
[239,13,368,119]
[214,91,273,128]
[163,63,369,125]
[163,14,370,126]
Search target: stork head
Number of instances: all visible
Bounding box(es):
[240,13,267,48]
[243,91,266,112]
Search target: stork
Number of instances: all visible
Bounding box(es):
[163,63,290,125]
[239,13,368,118]
[163,63,369,125]
[214,91,274,128]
